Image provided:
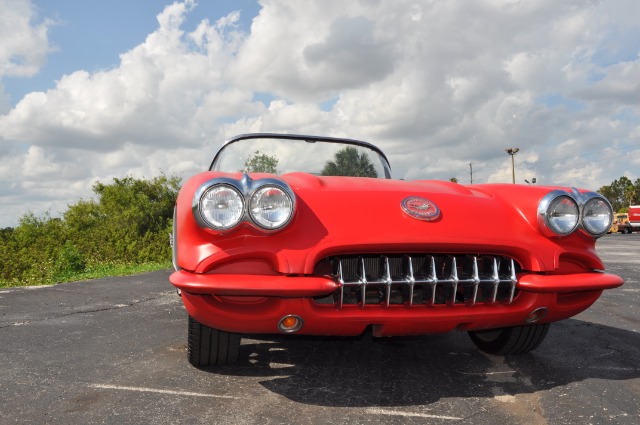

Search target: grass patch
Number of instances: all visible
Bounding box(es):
[0,261,172,289]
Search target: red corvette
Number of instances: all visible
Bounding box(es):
[170,133,623,367]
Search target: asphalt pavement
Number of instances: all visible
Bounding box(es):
[0,234,639,424]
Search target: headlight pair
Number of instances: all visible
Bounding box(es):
[193,175,295,232]
[538,189,613,238]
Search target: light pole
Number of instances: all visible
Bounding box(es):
[505,148,519,184]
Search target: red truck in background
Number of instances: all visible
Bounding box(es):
[629,205,640,232]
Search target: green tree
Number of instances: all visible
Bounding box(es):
[624,179,640,207]
[321,146,378,178]
[598,176,640,212]
[243,151,279,174]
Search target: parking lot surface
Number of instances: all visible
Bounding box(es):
[0,234,639,424]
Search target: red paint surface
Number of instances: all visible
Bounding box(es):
[171,171,624,336]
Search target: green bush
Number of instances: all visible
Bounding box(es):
[53,242,87,281]
[0,174,180,287]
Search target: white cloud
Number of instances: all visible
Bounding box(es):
[0,0,54,79]
[0,0,639,227]
[0,0,54,114]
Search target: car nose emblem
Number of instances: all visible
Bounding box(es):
[401,196,440,221]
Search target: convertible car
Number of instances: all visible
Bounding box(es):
[170,133,623,367]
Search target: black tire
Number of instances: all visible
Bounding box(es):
[187,315,241,367]
[468,323,550,355]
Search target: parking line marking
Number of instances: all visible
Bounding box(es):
[367,408,463,420]
[90,384,238,399]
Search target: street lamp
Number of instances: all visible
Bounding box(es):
[505,148,519,184]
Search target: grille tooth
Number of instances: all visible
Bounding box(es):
[359,257,367,307]
[319,254,520,309]
[381,256,391,308]
[404,255,415,307]
[428,255,438,305]
[508,258,517,304]
[466,256,480,306]
[490,257,500,303]
[335,259,345,309]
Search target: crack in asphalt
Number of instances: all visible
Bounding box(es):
[0,290,175,329]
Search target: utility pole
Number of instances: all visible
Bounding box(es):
[505,148,519,184]
[469,163,474,184]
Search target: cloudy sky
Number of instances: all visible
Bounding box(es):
[1,0,639,228]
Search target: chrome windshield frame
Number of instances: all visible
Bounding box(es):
[208,133,392,179]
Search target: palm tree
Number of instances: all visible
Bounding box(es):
[321,146,378,177]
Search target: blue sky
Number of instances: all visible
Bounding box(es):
[1,0,639,227]
[4,0,260,104]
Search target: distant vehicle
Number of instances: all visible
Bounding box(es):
[609,213,633,234]
[629,205,640,232]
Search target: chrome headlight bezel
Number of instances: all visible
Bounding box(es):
[249,185,295,230]
[192,174,296,234]
[538,190,580,236]
[194,182,245,230]
[538,188,613,238]
[581,193,614,237]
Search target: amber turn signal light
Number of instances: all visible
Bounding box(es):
[278,315,303,333]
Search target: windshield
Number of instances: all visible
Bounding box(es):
[210,134,391,179]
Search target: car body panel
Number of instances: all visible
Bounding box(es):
[170,133,623,339]
[174,172,606,274]
[179,289,606,337]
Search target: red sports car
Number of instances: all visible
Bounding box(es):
[170,133,623,367]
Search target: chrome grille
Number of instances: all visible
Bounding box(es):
[313,254,519,309]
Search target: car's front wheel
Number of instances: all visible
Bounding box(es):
[468,323,550,355]
[188,315,241,367]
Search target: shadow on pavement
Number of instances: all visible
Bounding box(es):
[205,318,640,407]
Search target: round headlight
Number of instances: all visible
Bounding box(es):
[544,195,579,235]
[582,197,613,236]
[249,185,294,230]
[199,185,244,230]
